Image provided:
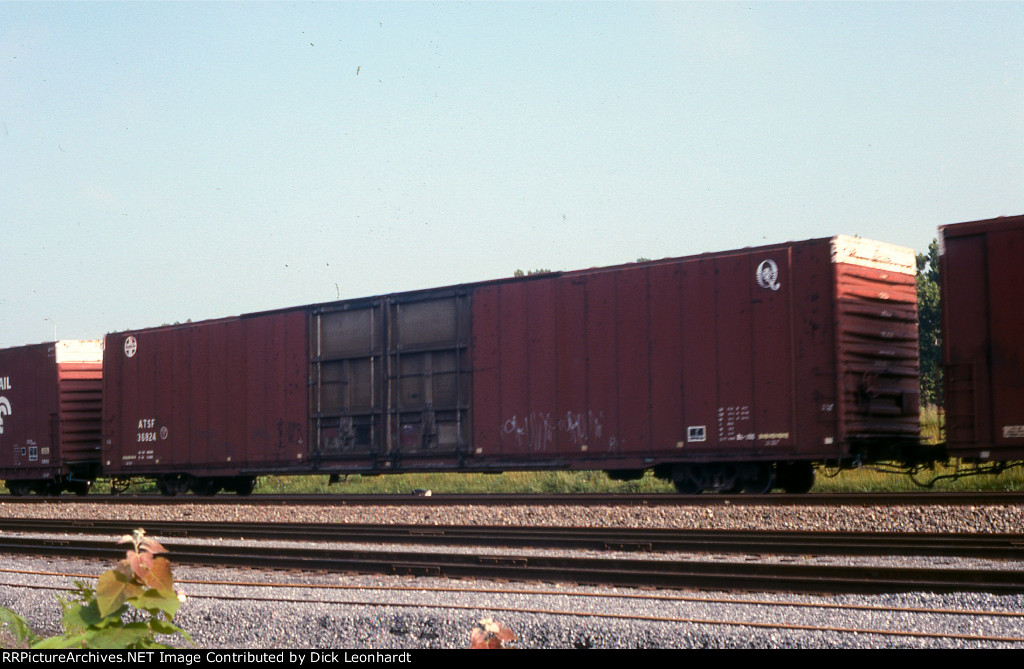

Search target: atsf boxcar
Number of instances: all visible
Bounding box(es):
[102,314,308,495]
[103,235,919,494]
[941,214,1024,461]
[0,341,103,495]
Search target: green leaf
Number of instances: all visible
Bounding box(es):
[62,600,124,633]
[132,588,181,619]
[96,569,143,618]
[0,606,38,645]
[32,633,89,649]
[148,619,194,644]
[83,623,152,649]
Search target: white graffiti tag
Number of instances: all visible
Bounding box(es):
[502,410,614,453]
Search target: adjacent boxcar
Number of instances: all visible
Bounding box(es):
[103,235,919,494]
[102,314,308,495]
[941,214,1024,461]
[0,341,103,495]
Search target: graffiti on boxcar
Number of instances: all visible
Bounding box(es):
[274,421,305,452]
[502,410,615,453]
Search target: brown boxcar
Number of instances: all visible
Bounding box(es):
[0,341,103,495]
[941,214,1024,461]
[102,314,308,495]
[103,235,919,494]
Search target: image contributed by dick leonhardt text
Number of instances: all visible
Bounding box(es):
[1,651,417,665]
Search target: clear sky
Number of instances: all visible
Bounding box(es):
[2,1,1023,347]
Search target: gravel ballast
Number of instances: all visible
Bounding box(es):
[0,500,1021,649]
[0,500,1021,533]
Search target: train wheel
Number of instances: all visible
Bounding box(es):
[735,463,774,494]
[71,481,91,496]
[7,481,32,496]
[776,461,815,494]
[30,480,62,496]
[230,476,256,496]
[157,475,182,497]
[670,465,702,494]
[188,477,222,496]
[672,478,700,494]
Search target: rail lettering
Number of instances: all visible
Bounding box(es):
[0,396,10,435]
[717,405,753,442]
[137,418,157,443]
[756,259,781,291]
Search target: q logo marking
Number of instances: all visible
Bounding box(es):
[756,259,781,291]
[0,396,11,435]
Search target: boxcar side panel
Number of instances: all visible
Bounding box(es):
[647,263,685,457]
[987,225,1024,454]
[748,246,798,455]
[554,276,590,457]
[470,240,857,471]
[788,240,841,457]
[582,270,622,456]
[617,266,653,457]
[677,253,719,456]
[942,215,1024,459]
[0,344,60,478]
[0,342,102,482]
[104,313,308,478]
[495,281,535,457]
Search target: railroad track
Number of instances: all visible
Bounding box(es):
[3,569,1023,647]
[1,521,1022,595]
[4,518,1024,560]
[2,491,1023,506]
[3,568,1022,647]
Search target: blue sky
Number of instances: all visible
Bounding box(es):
[2,1,1023,347]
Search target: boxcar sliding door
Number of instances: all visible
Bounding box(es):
[310,290,472,468]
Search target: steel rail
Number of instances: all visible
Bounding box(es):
[175,594,1024,645]
[2,491,1023,506]
[0,535,1022,595]
[5,567,1023,620]
[10,580,1022,645]
[3,568,1021,645]
[3,518,1024,560]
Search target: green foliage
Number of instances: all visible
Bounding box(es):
[512,268,552,277]
[0,606,40,648]
[261,470,676,495]
[0,529,190,649]
[811,460,1024,492]
[917,239,942,406]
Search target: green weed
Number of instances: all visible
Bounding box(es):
[0,529,190,649]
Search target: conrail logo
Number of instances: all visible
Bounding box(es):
[0,396,11,435]
[756,259,781,291]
